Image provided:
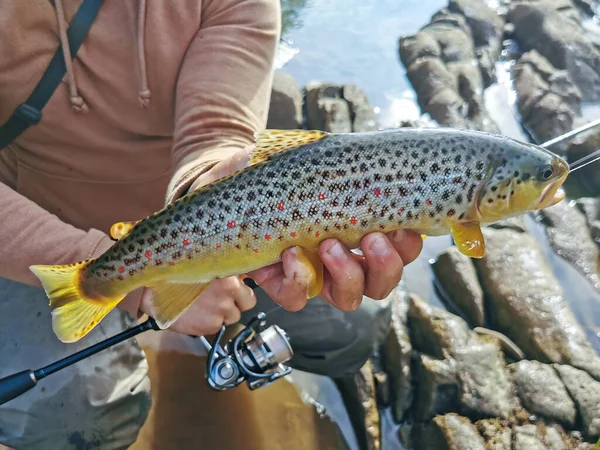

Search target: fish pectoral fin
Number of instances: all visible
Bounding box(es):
[110,220,140,240]
[294,247,324,299]
[250,129,329,165]
[450,221,485,259]
[148,282,209,329]
[29,262,122,343]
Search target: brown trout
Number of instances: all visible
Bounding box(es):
[30,128,569,342]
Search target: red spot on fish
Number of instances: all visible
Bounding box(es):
[374,187,381,198]
[216,243,222,250]
[398,208,405,215]
[426,199,432,206]
[318,192,326,200]
[253,248,259,253]
[290,231,297,238]
[277,201,285,211]
[265,234,272,240]
[118,266,125,273]
[227,221,236,229]
[169,261,175,266]
[350,216,357,225]
[145,250,152,259]
[183,238,191,246]
[315,231,321,237]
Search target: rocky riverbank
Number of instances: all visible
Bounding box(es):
[269,0,600,446]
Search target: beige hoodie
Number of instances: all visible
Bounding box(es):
[0,0,280,294]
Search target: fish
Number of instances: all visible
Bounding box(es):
[29,127,569,343]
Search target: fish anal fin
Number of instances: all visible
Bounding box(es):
[110,220,140,240]
[450,221,485,259]
[294,247,324,299]
[29,262,122,343]
[149,282,209,329]
[250,129,329,165]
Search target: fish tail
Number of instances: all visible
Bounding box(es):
[29,261,123,343]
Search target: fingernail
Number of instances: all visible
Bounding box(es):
[369,234,390,255]
[326,241,345,258]
[390,229,407,243]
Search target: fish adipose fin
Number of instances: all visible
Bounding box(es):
[251,129,329,164]
[148,282,209,329]
[295,247,324,298]
[29,263,123,343]
[110,220,140,240]
[450,221,485,259]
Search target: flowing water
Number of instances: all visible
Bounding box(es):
[277,2,600,449]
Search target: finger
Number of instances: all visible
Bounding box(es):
[318,239,365,311]
[386,229,424,265]
[232,279,257,312]
[189,148,252,191]
[249,248,310,312]
[222,303,241,325]
[360,232,404,299]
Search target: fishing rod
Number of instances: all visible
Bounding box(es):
[2,118,600,407]
[0,279,293,406]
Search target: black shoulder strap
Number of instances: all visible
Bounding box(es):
[0,0,103,150]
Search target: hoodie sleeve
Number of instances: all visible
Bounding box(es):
[165,0,281,204]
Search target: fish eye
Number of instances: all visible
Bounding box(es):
[537,165,554,181]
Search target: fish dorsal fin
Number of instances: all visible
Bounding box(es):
[110,220,140,240]
[250,129,329,165]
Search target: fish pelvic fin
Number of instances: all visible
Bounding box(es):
[29,262,123,343]
[148,282,209,329]
[250,129,329,164]
[110,220,140,240]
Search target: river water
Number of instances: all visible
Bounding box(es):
[276,2,600,449]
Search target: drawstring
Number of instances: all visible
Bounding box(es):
[55,0,89,113]
[137,0,151,108]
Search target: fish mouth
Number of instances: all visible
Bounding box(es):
[536,179,566,209]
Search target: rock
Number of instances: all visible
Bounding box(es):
[411,413,486,450]
[267,71,303,129]
[304,83,377,133]
[512,51,581,144]
[341,84,377,132]
[575,198,600,226]
[432,246,485,327]
[486,215,528,233]
[508,360,577,427]
[408,296,515,420]
[507,1,600,102]
[513,424,559,450]
[334,360,381,450]
[399,33,442,68]
[538,200,600,293]
[475,419,512,450]
[566,129,600,197]
[473,227,600,380]
[412,355,459,421]
[399,10,500,133]
[554,364,600,440]
[448,0,504,53]
[381,283,413,422]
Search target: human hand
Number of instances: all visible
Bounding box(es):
[248,230,423,312]
[136,277,257,336]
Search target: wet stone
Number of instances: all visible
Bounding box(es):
[432,246,485,327]
[513,424,555,450]
[411,413,486,450]
[554,364,600,441]
[475,419,512,450]
[538,199,600,293]
[508,360,576,427]
[473,227,600,380]
[381,283,413,422]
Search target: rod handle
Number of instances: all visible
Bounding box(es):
[0,370,37,406]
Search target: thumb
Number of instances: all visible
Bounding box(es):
[189,146,253,192]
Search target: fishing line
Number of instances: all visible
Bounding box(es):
[568,148,600,173]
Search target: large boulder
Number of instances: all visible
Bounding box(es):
[473,227,600,379]
[565,129,600,197]
[512,50,581,145]
[508,0,600,102]
[267,71,303,129]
